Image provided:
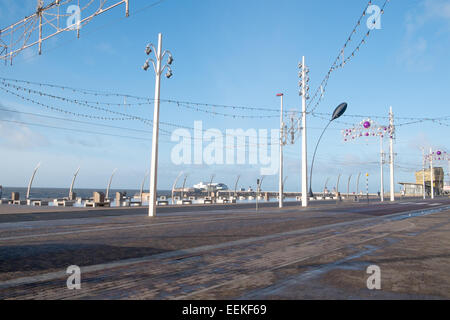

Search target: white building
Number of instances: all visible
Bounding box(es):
[193,182,229,191]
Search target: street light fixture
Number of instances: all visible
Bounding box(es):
[308,102,347,198]
[167,54,174,65]
[166,67,173,79]
[145,44,152,55]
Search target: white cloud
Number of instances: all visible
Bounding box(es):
[423,0,450,20]
[0,104,49,149]
[400,0,450,70]
[0,122,49,149]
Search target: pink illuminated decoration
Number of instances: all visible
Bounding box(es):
[425,150,449,162]
[342,118,393,142]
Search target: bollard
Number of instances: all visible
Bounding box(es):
[93,192,105,203]
[115,192,123,206]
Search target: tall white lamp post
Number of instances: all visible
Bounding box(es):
[142,33,174,217]
[277,93,286,208]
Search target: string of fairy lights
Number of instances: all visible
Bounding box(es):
[0,87,446,175]
[1,76,449,150]
[0,77,283,118]
[0,106,279,149]
[310,111,450,128]
[0,84,145,122]
[3,77,449,127]
[0,81,279,148]
[306,0,391,114]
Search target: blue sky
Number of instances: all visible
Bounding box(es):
[0,0,449,193]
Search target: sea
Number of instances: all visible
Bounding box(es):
[0,187,172,200]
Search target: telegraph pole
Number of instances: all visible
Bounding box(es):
[356,172,361,200]
[366,173,370,204]
[422,148,426,199]
[389,106,395,202]
[299,56,309,207]
[336,173,341,197]
[430,148,435,199]
[143,33,174,217]
[347,174,352,198]
[277,93,285,208]
[256,178,260,212]
[380,136,384,202]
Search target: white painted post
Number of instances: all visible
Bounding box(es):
[347,174,352,198]
[148,33,163,217]
[278,93,284,208]
[422,148,426,199]
[336,173,341,197]
[301,56,308,207]
[389,106,395,202]
[356,172,361,198]
[430,148,434,199]
[366,173,369,203]
[380,137,384,202]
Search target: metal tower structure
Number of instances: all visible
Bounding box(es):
[0,0,129,65]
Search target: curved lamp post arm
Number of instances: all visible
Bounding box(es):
[140,171,150,203]
[181,174,189,199]
[171,171,183,204]
[162,50,173,62]
[106,168,117,200]
[27,162,41,200]
[309,120,332,197]
[209,174,215,198]
[161,64,173,75]
[143,58,157,73]
[69,166,81,198]
[323,177,330,196]
[309,102,347,197]
[232,175,241,198]
[259,176,265,191]
[347,174,352,197]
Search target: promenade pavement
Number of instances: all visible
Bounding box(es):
[0,197,449,299]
